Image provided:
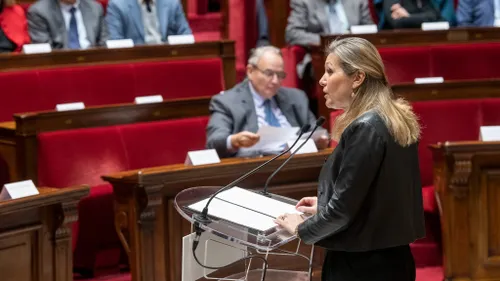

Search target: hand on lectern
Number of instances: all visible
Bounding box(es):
[274,213,305,235]
[296,196,318,215]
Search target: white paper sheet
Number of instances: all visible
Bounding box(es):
[188,187,300,232]
[240,126,299,154]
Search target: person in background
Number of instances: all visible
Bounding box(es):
[275,37,424,281]
[285,0,373,47]
[27,0,107,49]
[0,0,30,52]
[206,46,329,158]
[106,0,191,45]
[377,0,456,29]
[457,0,497,27]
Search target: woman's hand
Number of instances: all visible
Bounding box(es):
[296,196,318,215]
[274,213,305,235]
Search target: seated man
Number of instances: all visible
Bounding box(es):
[285,0,373,46]
[380,0,456,29]
[105,0,191,45]
[456,0,496,27]
[206,46,329,158]
[27,0,107,49]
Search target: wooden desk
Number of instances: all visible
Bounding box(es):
[102,149,332,281]
[0,96,211,185]
[0,185,89,281]
[431,141,500,281]
[0,41,236,90]
[316,80,500,131]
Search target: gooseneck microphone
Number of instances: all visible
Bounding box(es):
[193,122,312,225]
[261,116,326,196]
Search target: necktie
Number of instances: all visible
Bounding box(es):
[328,1,343,34]
[263,99,281,127]
[68,7,80,49]
[145,0,152,13]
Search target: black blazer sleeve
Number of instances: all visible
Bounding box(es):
[298,121,385,244]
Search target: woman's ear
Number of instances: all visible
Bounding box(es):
[352,71,366,90]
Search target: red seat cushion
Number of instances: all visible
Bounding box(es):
[379,46,432,84]
[119,117,209,169]
[412,99,482,188]
[132,59,224,99]
[481,98,500,126]
[281,45,307,89]
[229,0,257,81]
[0,70,44,121]
[37,64,136,107]
[431,43,500,80]
[37,126,129,187]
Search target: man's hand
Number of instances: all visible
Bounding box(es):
[391,3,410,19]
[230,131,260,149]
[315,135,330,150]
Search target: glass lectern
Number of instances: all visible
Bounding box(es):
[174,186,314,281]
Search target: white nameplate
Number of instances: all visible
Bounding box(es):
[421,21,450,31]
[414,77,444,84]
[106,39,134,49]
[480,126,500,141]
[56,102,85,111]
[350,24,378,34]
[22,43,52,54]
[0,180,39,201]
[135,95,164,104]
[495,19,500,27]
[288,139,318,155]
[168,34,195,45]
[185,149,221,166]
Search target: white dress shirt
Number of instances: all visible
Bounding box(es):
[326,0,349,34]
[226,83,292,151]
[137,0,162,44]
[59,0,91,49]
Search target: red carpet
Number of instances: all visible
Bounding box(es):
[416,266,444,281]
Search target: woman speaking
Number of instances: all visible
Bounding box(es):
[275,37,425,281]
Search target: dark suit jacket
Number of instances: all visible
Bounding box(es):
[27,0,107,49]
[298,111,425,251]
[206,80,317,158]
[382,0,441,29]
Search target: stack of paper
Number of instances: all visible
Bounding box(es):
[188,187,301,232]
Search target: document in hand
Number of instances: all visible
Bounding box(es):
[240,126,299,154]
[188,187,301,232]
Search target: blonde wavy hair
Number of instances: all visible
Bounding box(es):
[328,37,420,147]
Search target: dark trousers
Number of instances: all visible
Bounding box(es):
[321,245,416,281]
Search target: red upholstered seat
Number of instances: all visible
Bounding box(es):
[431,43,500,80]
[281,45,307,89]
[36,117,209,274]
[37,64,137,107]
[379,46,432,84]
[132,59,224,98]
[0,70,44,121]
[0,58,225,121]
[229,0,257,81]
[119,117,209,169]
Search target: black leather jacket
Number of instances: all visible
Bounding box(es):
[298,111,425,251]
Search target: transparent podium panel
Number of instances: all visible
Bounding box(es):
[175,186,315,281]
[174,186,301,251]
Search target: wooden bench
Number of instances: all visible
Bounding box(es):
[0,185,89,281]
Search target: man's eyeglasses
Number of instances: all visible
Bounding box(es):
[252,65,287,80]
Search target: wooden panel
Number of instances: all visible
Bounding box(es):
[263,0,289,48]
[0,186,89,281]
[104,149,332,281]
[0,230,36,281]
[431,142,500,281]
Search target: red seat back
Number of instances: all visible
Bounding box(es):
[119,117,209,169]
[379,46,432,84]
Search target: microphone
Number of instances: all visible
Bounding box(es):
[193,122,312,225]
[261,116,326,196]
